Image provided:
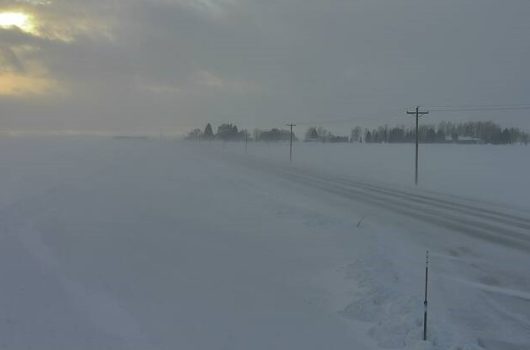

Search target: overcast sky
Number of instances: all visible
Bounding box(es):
[1,0,529,135]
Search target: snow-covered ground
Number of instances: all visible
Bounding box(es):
[225,141,530,210]
[0,137,529,349]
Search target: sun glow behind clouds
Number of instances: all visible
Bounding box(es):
[0,72,60,96]
[0,11,36,34]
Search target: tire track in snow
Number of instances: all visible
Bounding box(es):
[225,154,530,252]
[279,170,530,248]
[333,177,530,231]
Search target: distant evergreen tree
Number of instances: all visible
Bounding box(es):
[204,123,214,139]
[305,127,319,141]
[365,130,372,143]
[501,128,511,144]
[302,126,348,143]
[350,126,362,143]
[389,127,405,143]
[216,123,240,141]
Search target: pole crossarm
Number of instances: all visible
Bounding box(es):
[407,108,430,116]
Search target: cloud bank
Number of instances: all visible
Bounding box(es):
[1,0,529,134]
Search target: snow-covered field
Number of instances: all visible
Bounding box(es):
[0,137,529,349]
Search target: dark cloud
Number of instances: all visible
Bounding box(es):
[0,45,24,72]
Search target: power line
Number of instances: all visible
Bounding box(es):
[290,104,530,126]
[293,117,382,126]
[292,113,404,126]
[427,103,530,109]
[430,106,530,113]
[425,103,530,113]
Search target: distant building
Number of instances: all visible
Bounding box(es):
[446,136,481,144]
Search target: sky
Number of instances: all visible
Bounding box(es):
[1,0,530,136]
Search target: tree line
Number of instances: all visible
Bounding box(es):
[186,121,529,145]
[351,121,529,144]
[186,123,297,142]
[305,121,528,144]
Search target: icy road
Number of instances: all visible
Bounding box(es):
[0,138,529,349]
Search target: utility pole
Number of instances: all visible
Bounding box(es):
[245,131,248,153]
[286,123,296,162]
[406,106,429,185]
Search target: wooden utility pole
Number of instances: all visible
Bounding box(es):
[245,131,248,153]
[286,123,296,162]
[406,107,429,185]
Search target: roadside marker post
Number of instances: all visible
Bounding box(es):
[424,250,429,341]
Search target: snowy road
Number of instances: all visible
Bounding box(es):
[227,153,530,252]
